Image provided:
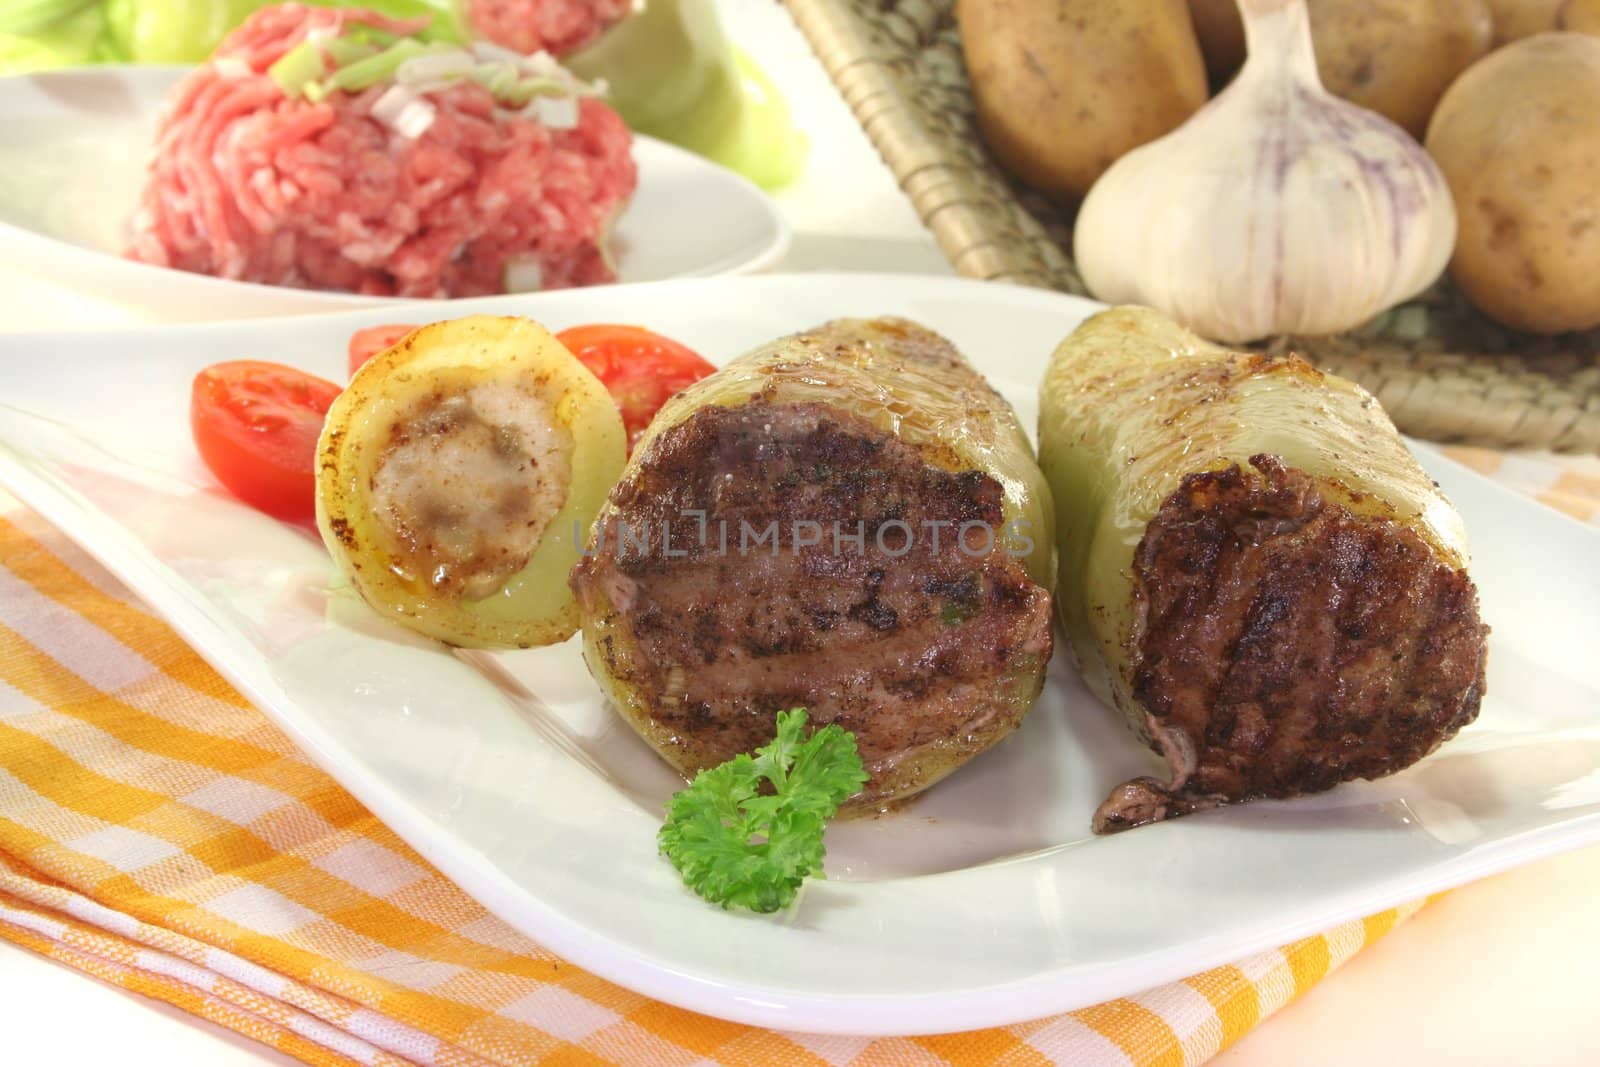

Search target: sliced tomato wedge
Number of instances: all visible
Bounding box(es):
[191,361,341,523]
[347,323,418,378]
[556,324,716,449]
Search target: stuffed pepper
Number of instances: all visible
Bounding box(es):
[317,315,626,648]
[1039,306,1489,833]
[570,317,1056,811]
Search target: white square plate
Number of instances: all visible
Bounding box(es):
[0,274,1596,1034]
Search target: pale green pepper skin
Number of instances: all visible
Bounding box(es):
[0,0,99,36]
[0,0,466,74]
[1040,306,1470,724]
[111,0,465,63]
[0,3,112,71]
[104,0,265,63]
[567,0,807,189]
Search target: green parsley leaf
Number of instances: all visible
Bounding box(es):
[657,708,867,913]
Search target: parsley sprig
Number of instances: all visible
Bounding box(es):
[658,708,867,913]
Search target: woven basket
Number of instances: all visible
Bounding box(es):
[783,0,1600,453]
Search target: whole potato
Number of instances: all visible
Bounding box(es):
[959,0,1208,202]
[1310,0,1493,137]
[1483,0,1565,42]
[1561,0,1600,33]
[1426,33,1600,333]
[1189,0,1246,83]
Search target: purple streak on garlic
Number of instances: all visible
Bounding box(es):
[1072,0,1456,343]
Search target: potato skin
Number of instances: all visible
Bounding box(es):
[1480,0,1600,42]
[959,0,1207,201]
[1485,0,1566,42]
[1187,0,1492,135]
[1561,0,1600,34]
[1425,33,1600,334]
[1309,0,1492,138]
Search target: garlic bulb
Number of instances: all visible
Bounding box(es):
[1073,0,1456,343]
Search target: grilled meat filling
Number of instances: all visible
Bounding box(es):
[570,400,1053,809]
[1094,454,1489,833]
[370,381,572,601]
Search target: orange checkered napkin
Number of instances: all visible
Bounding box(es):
[0,502,1426,1067]
[1441,447,1600,526]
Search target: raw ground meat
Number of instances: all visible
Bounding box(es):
[464,0,630,57]
[127,3,637,298]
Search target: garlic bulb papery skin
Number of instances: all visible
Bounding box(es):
[1073,0,1457,343]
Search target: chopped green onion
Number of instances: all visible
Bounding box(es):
[468,61,519,99]
[268,41,326,99]
[261,24,599,112]
[323,38,451,93]
[395,49,475,86]
[324,37,422,92]
[321,36,378,67]
[345,26,401,49]
[501,76,575,107]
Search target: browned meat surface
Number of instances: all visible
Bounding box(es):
[569,400,1053,809]
[1094,454,1488,833]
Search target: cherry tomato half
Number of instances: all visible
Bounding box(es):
[191,361,341,523]
[555,324,716,449]
[347,323,418,378]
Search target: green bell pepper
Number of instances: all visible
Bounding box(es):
[0,2,113,73]
[566,0,807,189]
[100,0,464,66]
